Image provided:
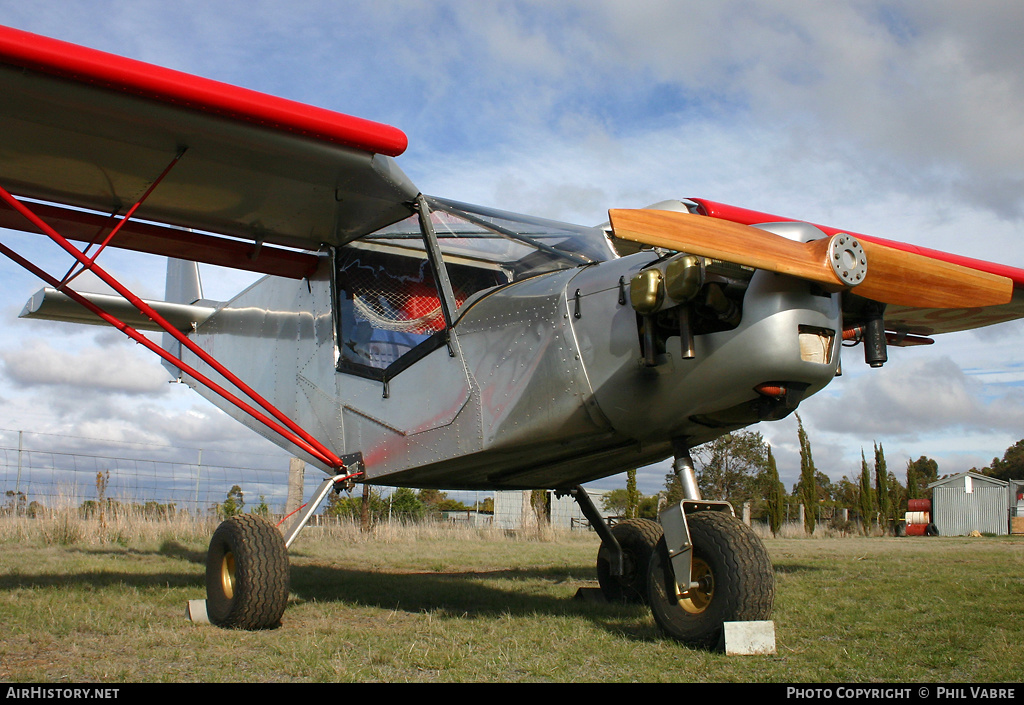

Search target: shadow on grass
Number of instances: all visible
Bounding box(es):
[773,563,822,575]
[288,560,656,641]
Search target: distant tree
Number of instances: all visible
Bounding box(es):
[858,450,874,533]
[625,469,640,519]
[663,471,684,507]
[436,497,471,513]
[834,475,859,510]
[814,471,835,506]
[252,495,270,517]
[764,445,785,537]
[693,431,768,506]
[219,484,245,518]
[601,488,630,516]
[390,487,424,521]
[604,484,660,519]
[637,495,660,519]
[985,440,1024,482]
[797,415,817,534]
[886,469,906,519]
[874,442,891,530]
[417,488,446,508]
[325,486,388,523]
[3,490,27,516]
[906,460,920,501]
[907,456,939,499]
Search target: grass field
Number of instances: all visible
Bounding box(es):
[0,515,1021,683]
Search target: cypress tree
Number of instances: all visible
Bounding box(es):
[625,468,639,519]
[874,442,890,533]
[765,445,785,536]
[859,450,874,535]
[797,414,817,535]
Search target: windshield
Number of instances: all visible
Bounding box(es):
[362,196,616,281]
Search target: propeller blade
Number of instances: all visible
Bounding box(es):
[608,209,1013,309]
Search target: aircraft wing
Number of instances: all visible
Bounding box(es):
[610,198,1024,337]
[0,25,419,277]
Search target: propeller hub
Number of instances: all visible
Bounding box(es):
[828,234,867,287]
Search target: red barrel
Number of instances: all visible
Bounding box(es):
[908,499,931,512]
[906,523,928,536]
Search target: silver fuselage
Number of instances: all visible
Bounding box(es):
[179,219,841,490]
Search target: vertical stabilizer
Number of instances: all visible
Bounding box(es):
[165,258,203,305]
[162,258,203,377]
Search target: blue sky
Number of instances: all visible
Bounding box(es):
[2,1,1024,502]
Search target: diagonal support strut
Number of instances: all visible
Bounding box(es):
[0,181,351,473]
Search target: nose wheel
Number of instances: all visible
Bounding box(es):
[646,510,774,648]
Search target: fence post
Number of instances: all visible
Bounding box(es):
[286,457,305,516]
[15,431,23,513]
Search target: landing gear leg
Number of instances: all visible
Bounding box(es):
[203,456,364,630]
[569,486,663,604]
[647,440,775,647]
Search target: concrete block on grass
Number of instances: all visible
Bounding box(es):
[723,620,776,655]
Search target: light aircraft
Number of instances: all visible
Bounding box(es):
[2,25,1023,648]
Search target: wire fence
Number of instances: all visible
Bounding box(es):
[0,428,593,529]
[0,428,300,516]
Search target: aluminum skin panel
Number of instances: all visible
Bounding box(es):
[454,267,609,450]
[178,265,342,468]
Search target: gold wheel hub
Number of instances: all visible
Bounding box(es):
[220,551,236,600]
[679,557,714,614]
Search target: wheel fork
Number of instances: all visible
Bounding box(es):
[662,441,734,600]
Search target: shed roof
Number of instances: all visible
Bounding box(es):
[927,471,1008,489]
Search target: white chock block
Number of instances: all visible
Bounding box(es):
[723,620,776,655]
[187,599,210,624]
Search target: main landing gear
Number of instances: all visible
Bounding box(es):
[573,443,774,648]
[202,460,363,629]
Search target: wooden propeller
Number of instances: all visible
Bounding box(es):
[608,208,1013,309]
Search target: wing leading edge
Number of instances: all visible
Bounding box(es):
[0,24,419,266]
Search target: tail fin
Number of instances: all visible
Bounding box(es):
[165,258,202,304]
[161,258,203,378]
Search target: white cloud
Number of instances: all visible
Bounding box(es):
[0,338,169,395]
[811,355,1024,438]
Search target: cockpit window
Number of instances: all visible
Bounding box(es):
[336,247,442,371]
[334,197,613,379]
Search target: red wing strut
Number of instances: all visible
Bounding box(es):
[0,183,353,474]
[0,25,421,473]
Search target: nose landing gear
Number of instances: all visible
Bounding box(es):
[647,509,774,648]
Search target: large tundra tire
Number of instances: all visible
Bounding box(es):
[205,514,290,629]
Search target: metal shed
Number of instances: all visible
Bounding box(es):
[927,472,1010,536]
[492,488,610,530]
